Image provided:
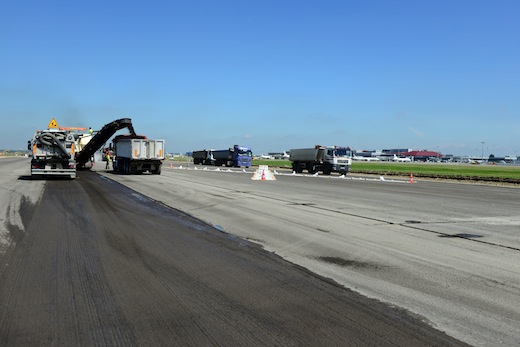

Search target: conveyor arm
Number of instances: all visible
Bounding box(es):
[76,118,136,169]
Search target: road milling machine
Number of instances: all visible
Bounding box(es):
[28,118,143,178]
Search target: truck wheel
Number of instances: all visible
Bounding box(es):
[292,162,302,173]
[306,163,317,174]
[323,167,332,175]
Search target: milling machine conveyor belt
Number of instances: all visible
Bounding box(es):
[76,118,136,169]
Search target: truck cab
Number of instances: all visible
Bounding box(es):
[328,146,352,175]
[233,145,252,168]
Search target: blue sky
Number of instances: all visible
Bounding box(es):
[1,0,519,157]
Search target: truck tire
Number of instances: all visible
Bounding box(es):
[323,165,332,175]
[306,163,317,174]
[292,162,303,173]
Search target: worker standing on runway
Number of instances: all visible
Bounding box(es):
[105,152,111,169]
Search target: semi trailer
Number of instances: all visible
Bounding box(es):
[289,145,352,175]
[192,145,252,167]
[192,149,213,165]
[112,135,165,174]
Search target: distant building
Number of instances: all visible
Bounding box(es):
[405,150,442,162]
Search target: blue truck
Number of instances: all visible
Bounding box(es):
[192,145,252,167]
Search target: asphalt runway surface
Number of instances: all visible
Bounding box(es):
[0,158,468,346]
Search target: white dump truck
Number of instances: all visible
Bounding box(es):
[289,145,352,175]
[112,135,165,174]
[27,118,81,179]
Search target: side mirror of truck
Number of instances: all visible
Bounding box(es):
[27,140,31,150]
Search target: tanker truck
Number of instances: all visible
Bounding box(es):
[112,135,165,174]
[192,145,252,167]
[289,145,352,175]
[27,118,81,179]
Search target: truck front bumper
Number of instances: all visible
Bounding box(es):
[236,160,251,167]
[333,165,351,173]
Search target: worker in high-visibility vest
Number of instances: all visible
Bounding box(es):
[105,153,111,169]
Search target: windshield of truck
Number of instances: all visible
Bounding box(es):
[238,149,252,157]
[334,148,352,157]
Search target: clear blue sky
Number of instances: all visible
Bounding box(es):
[2,0,519,157]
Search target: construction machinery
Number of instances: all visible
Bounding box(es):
[75,118,136,169]
[192,145,252,167]
[289,145,352,175]
[112,135,165,174]
[28,118,81,179]
[29,117,166,177]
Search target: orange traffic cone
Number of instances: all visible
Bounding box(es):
[408,173,415,183]
[170,162,173,169]
[261,170,266,180]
